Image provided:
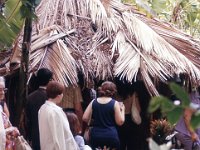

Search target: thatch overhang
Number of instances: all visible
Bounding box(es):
[1,0,200,96]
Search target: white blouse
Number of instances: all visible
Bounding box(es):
[39,101,79,150]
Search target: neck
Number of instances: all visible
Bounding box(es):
[101,96,110,98]
[48,97,60,105]
[48,99,57,104]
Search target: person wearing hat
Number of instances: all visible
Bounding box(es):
[25,68,53,150]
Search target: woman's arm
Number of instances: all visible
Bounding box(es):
[184,108,198,141]
[82,100,93,125]
[114,101,125,126]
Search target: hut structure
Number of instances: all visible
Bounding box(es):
[7,0,199,95]
[0,0,200,148]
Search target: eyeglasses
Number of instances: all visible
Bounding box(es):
[0,88,8,92]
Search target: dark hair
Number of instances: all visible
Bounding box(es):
[66,112,81,136]
[46,81,64,99]
[98,81,117,97]
[37,68,53,86]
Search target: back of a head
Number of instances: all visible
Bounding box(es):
[46,81,64,99]
[66,112,81,136]
[98,81,117,97]
[37,68,53,86]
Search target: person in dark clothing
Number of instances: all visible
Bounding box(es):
[116,81,150,150]
[25,68,53,150]
[83,81,125,150]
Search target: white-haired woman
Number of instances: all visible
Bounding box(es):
[0,76,9,118]
[0,76,19,149]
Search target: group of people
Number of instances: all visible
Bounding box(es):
[25,68,82,150]
[25,68,126,150]
[0,67,151,150]
[2,67,199,150]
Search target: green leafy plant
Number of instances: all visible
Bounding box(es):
[148,82,200,129]
[0,0,24,49]
[0,0,40,49]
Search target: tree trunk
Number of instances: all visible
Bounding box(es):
[15,1,34,127]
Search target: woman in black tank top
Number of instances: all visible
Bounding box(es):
[83,81,125,150]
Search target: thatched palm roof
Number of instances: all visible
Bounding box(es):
[2,0,200,96]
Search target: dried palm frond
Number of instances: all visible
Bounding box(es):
[113,31,140,82]
[87,0,123,37]
[64,19,97,82]
[122,11,200,81]
[113,30,181,96]
[122,12,185,68]
[140,60,159,96]
[29,25,79,86]
[90,45,113,80]
[138,14,200,69]
[113,31,171,95]
[138,14,200,84]
[36,0,78,30]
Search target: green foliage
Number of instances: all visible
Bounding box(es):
[175,0,200,37]
[169,83,190,107]
[20,0,37,19]
[0,0,41,49]
[148,96,175,113]
[149,82,199,128]
[149,95,184,125]
[122,0,200,37]
[122,0,133,3]
[151,0,166,14]
[0,0,24,49]
[191,113,200,129]
[166,106,183,125]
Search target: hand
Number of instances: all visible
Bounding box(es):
[12,127,20,137]
[119,102,125,112]
[6,127,20,137]
[191,132,199,142]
